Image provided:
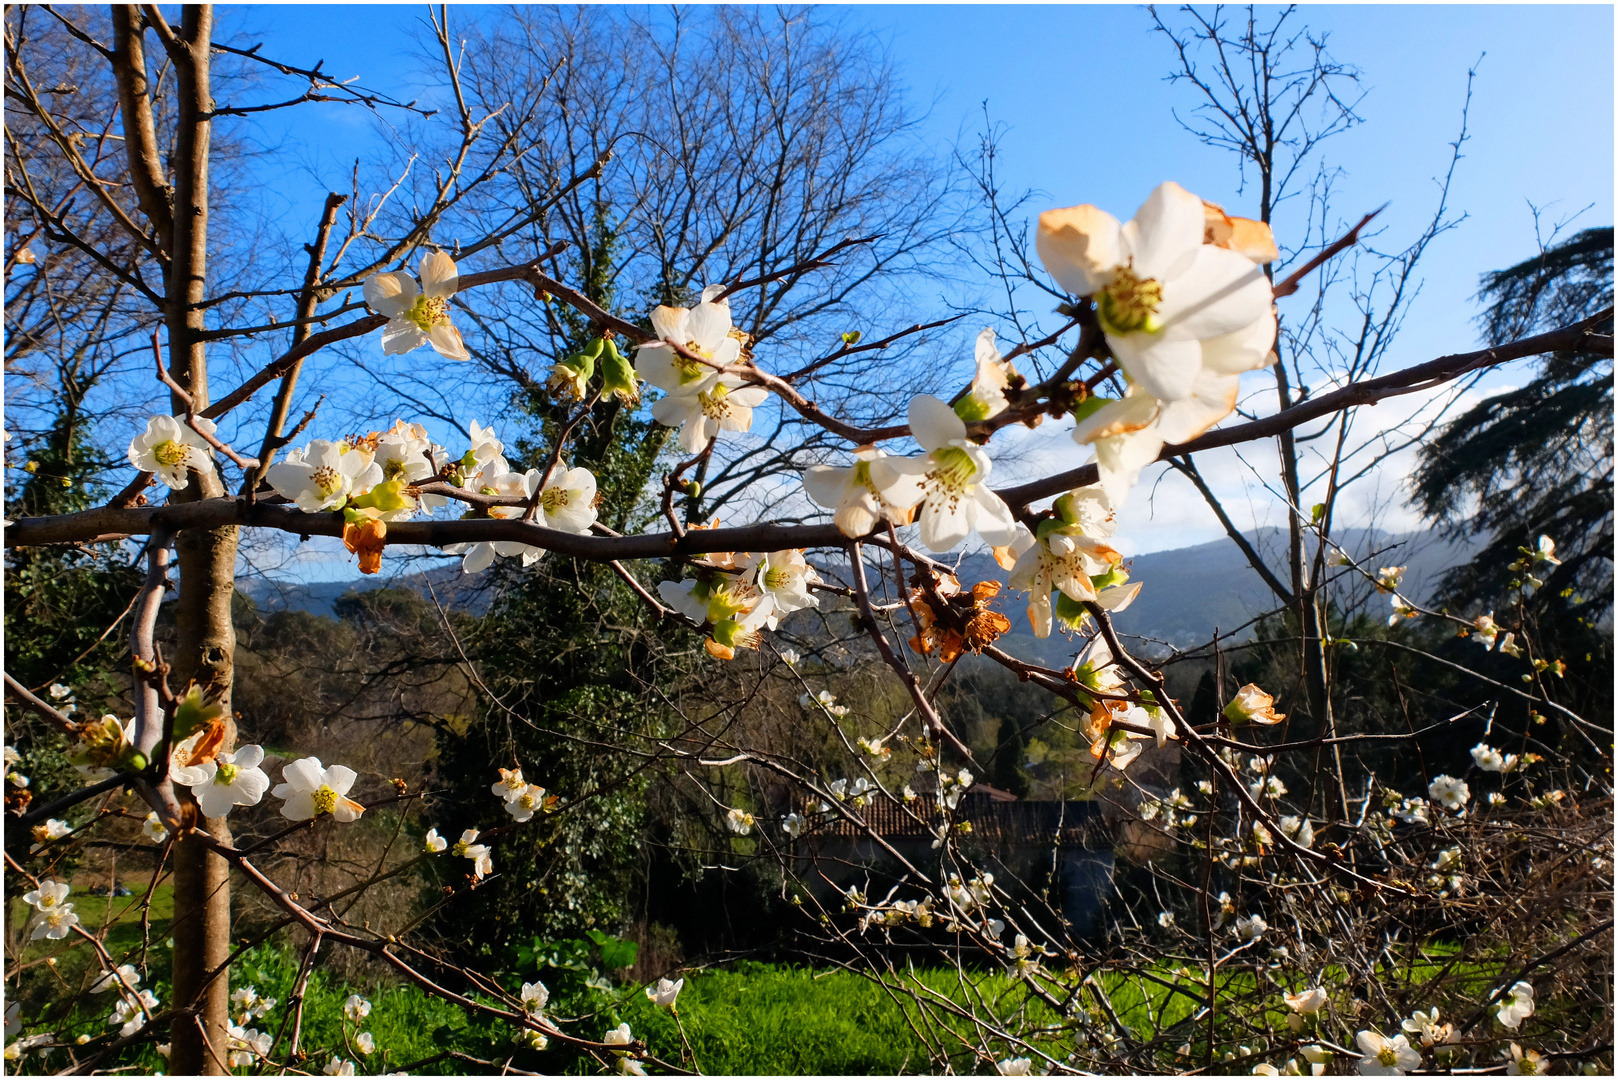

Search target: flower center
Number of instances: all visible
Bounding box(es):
[764,567,793,590]
[452,840,470,857]
[853,460,876,492]
[1098,262,1164,335]
[311,465,344,498]
[541,487,571,513]
[929,446,978,493]
[405,294,450,333]
[382,458,407,481]
[311,785,338,816]
[699,383,733,419]
[214,763,239,786]
[153,440,189,468]
[1376,1047,1398,1067]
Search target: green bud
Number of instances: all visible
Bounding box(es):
[1055,592,1090,630]
[841,330,862,345]
[599,339,640,404]
[121,751,149,774]
[173,686,224,741]
[1091,566,1130,591]
[1071,395,1114,426]
[1310,503,1326,523]
[350,479,409,515]
[681,479,703,498]
[579,336,606,361]
[953,395,992,423]
[711,617,746,648]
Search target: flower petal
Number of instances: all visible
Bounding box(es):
[419,251,459,298]
[1108,334,1204,402]
[281,757,325,792]
[1157,246,1273,341]
[427,322,471,361]
[918,500,973,552]
[324,764,358,796]
[1200,308,1277,375]
[363,273,416,318]
[1120,181,1205,280]
[907,394,966,451]
[686,301,734,355]
[1154,373,1240,445]
[1037,204,1121,296]
[971,488,1018,547]
[380,319,428,356]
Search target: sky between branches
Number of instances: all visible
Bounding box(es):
[218,3,1612,578]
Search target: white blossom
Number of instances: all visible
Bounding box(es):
[1427,775,1470,812]
[128,415,219,490]
[171,744,271,819]
[520,980,549,1014]
[142,812,169,844]
[452,829,493,879]
[1354,1030,1420,1075]
[265,439,382,512]
[272,758,364,822]
[363,251,470,360]
[424,828,448,853]
[342,995,372,1023]
[869,395,1018,553]
[646,977,683,1009]
[1496,982,1535,1030]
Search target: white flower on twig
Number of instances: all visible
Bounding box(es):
[363,251,470,360]
[128,415,219,490]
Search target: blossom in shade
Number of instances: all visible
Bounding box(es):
[1496,982,1535,1030]
[142,812,169,844]
[452,829,493,879]
[1285,988,1328,1014]
[520,980,549,1014]
[1427,775,1470,812]
[1224,684,1286,725]
[342,995,372,1023]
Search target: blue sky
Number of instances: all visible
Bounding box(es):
[212,4,1611,579]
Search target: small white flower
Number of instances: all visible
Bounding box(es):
[273,757,364,822]
[1037,182,1274,403]
[1488,791,1507,807]
[1532,535,1561,565]
[996,1057,1032,1075]
[342,995,372,1023]
[1278,815,1315,848]
[452,829,493,879]
[520,981,549,1014]
[323,1056,357,1076]
[868,395,1018,553]
[1471,743,1519,774]
[740,549,821,615]
[646,977,683,1009]
[171,744,271,819]
[1401,1008,1454,1048]
[424,828,447,853]
[536,465,599,535]
[1158,911,1175,929]
[47,684,72,701]
[804,446,911,539]
[91,964,141,995]
[355,1032,375,1055]
[1250,774,1287,799]
[781,812,806,838]
[1427,775,1470,812]
[22,879,70,913]
[604,1021,635,1054]
[1224,684,1286,725]
[778,648,801,665]
[1355,1029,1420,1075]
[1234,914,1267,941]
[1388,594,1418,626]
[1285,987,1328,1014]
[142,812,169,844]
[1506,1043,1546,1075]
[492,767,528,802]
[266,439,383,512]
[109,989,159,1037]
[363,250,470,360]
[1496,981,1535,1030]
[725,808,756,836]
[503,783,549,823]
[128,415,219,490]
[652,372,769,453]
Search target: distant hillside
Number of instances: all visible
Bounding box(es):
[237,527,1478,655]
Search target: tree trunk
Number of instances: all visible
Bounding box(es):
[155,7,234,1072]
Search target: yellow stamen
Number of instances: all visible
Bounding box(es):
[404,294,451,333]
[153,440,188,468]
[214,762,238,786]
[1098,261,1164,335]
[311,785,338,816]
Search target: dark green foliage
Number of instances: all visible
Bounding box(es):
[3,409,143,815]
[1411,226,1612,719]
